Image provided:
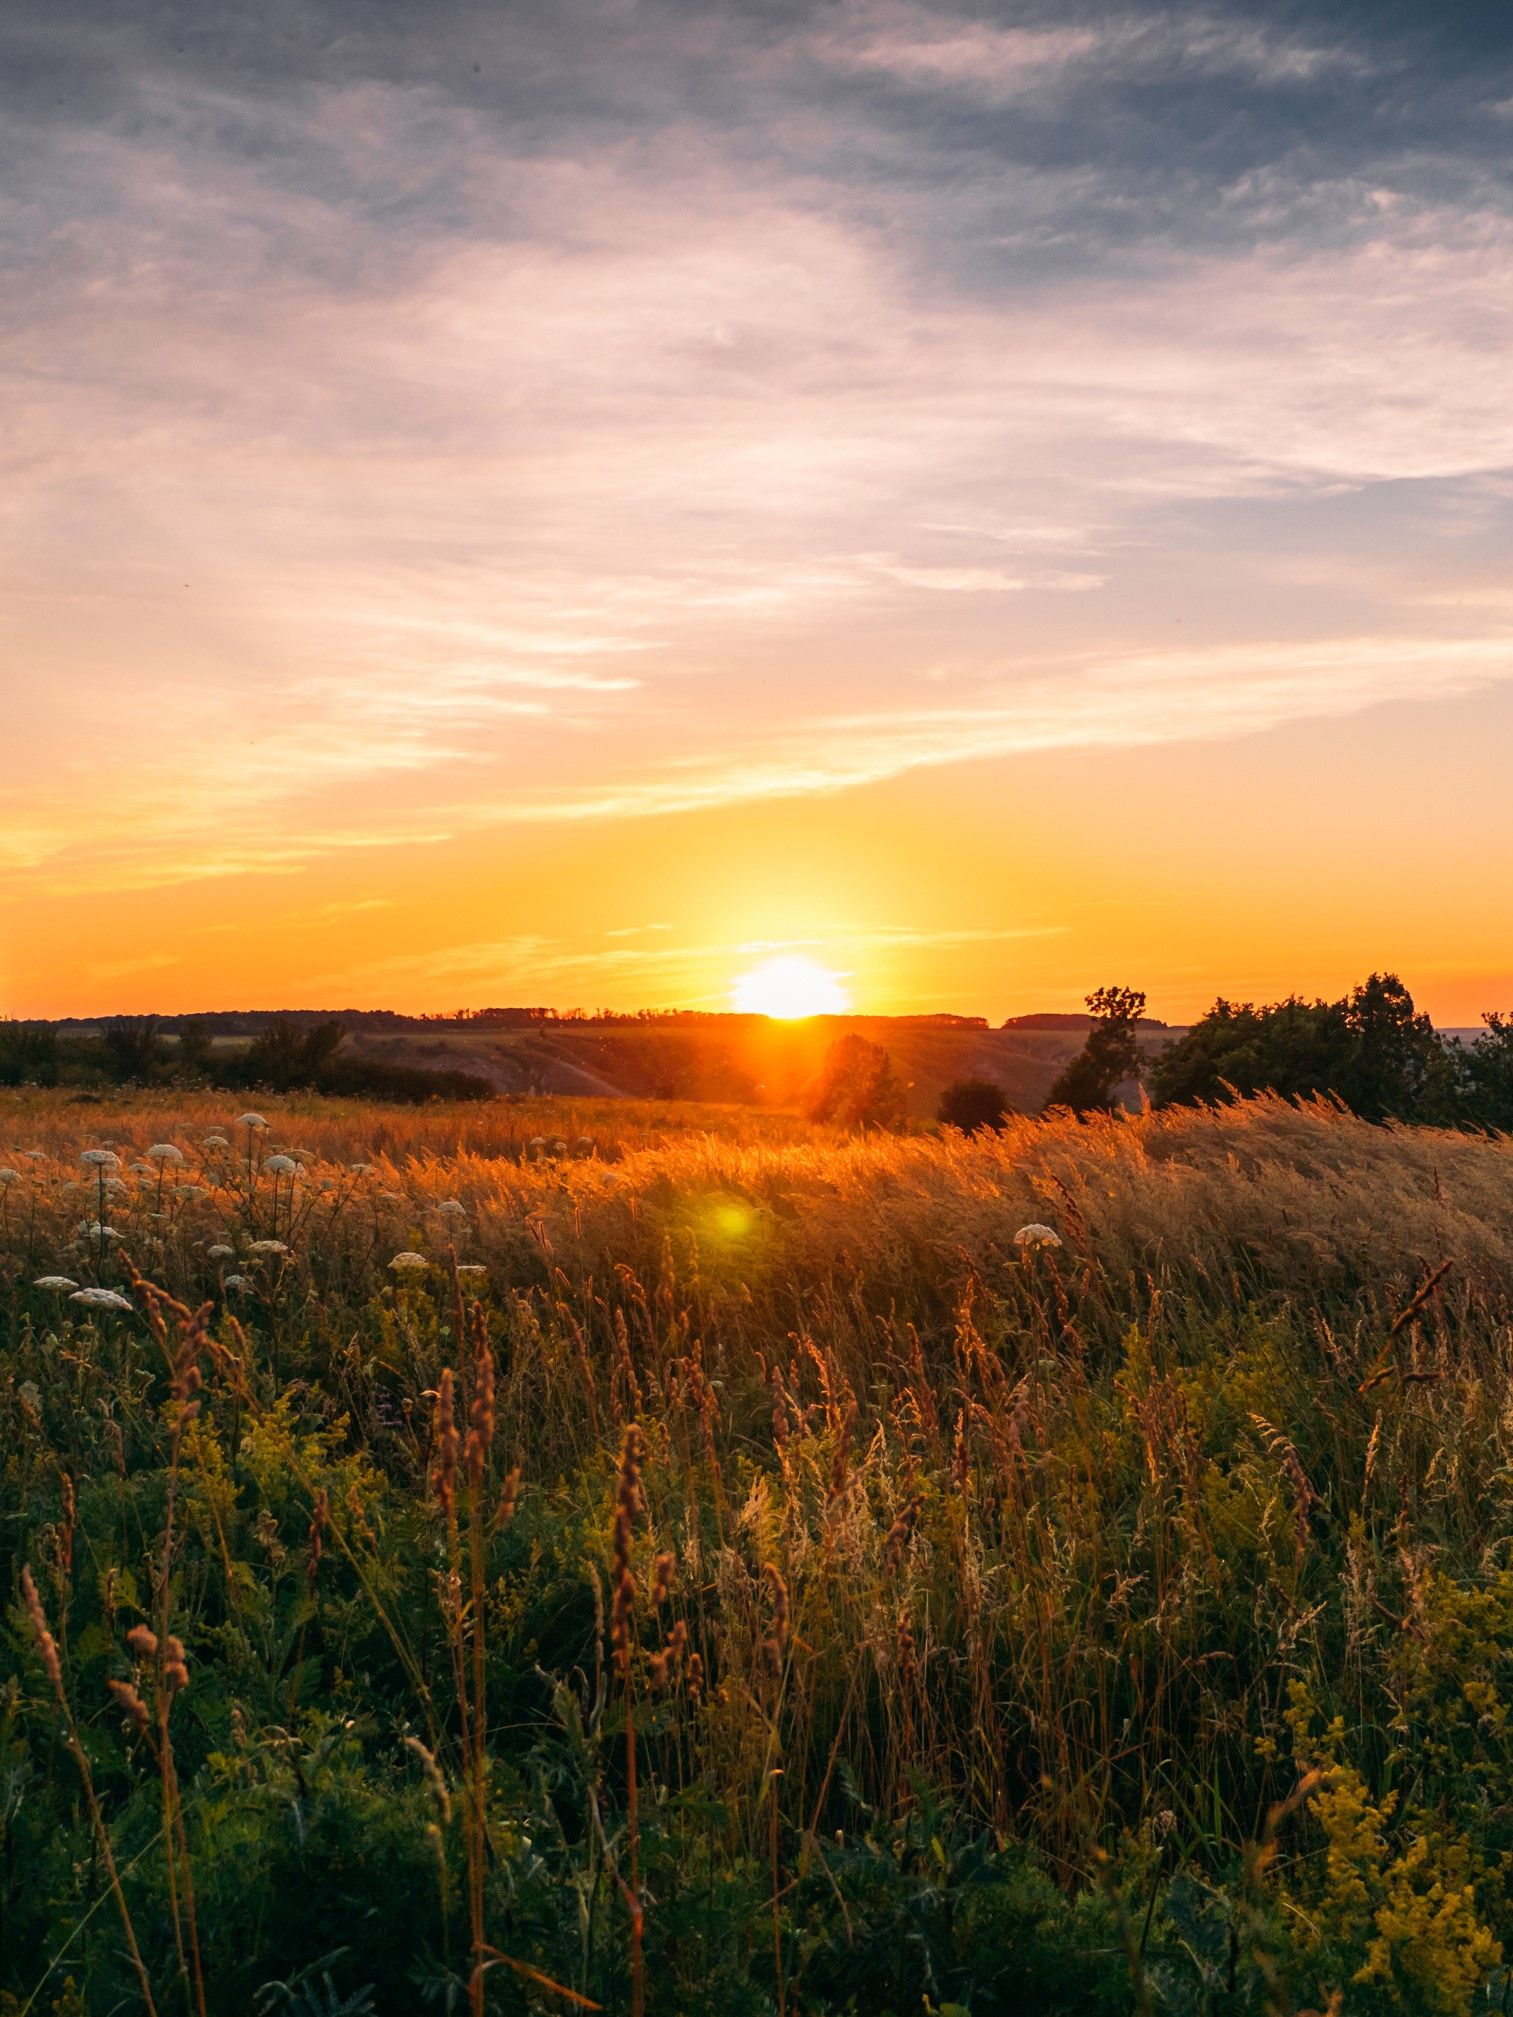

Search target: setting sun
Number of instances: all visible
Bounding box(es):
[730,953,850,1019]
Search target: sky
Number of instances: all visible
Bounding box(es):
[3,0,1512,1022]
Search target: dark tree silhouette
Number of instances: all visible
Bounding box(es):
[1043,986,1147,1116]
[937,1077,1011,1134]
[808,1034,906,1131]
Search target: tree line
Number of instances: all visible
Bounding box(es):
[930,973,1513,1135]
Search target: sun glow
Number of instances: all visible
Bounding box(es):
[730,953,851,1019]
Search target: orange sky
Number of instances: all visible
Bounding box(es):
[4,3,1512,1025]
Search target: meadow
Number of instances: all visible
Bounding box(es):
[4,1086,1513,2014]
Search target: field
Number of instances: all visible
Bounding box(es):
[271,1014,1179,1116]
[5,1087,1513,2014]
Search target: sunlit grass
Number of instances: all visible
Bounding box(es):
[5,1088,1513,2011]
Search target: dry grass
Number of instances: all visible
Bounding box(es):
[6,1087,1513,2012]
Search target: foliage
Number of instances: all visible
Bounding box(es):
[807,1032,907,1129]
[0,1020,59,1086]
[5,1087,1513,2010]
[1147,972,1455,1123]
[936,1077,1011,1134]
[1043,985,1147,1115]
[100,1015,167,1083]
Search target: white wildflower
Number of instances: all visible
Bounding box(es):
[1013,1223,1062,1250]
[389,1252,429,1273]
[222,1274,249,1290]
[34,1275,78,1290]
[263,1154,298,1175]
[146,1143,185,1163]
[69,1287,133,1312]
[0,1167,20,1184]
[81,1149,120,1169]
[436,1199,467,1218]
[207,1244,235,1259]
[201,1135,230,1149]
[247,1239,288,1256]
[455,1263,487,1278]
[236,1113,268,1131]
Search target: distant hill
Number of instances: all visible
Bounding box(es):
[37,1007,1185,1117]
[340,1014,1183,1118]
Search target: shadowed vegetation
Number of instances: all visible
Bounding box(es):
[4,1087,1513,2012]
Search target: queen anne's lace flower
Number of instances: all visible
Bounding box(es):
[263,1154,298,1175]
[236,1113,268,1131]
[69,1287,133,1311]
[247,1239,288,1256]
[1013,1223,1062,1250]
[389,1251,429,1272]
[0,1167,20,1183]
[146,1143,185,1162]
[81,1149,120,1169]
[437,1199,467,1218]
[201,1135,230,1149]
[222,1274,249,1290]
[34,1276,77,1290]
[207,1244,235,1259]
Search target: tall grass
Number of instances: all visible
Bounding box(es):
[5,1088,1513,2012]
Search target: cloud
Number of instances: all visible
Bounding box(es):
[0,0,1511,920]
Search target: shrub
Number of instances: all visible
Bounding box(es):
[937,1077,1011,1134]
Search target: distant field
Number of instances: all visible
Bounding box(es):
[340,1014,1181,1115]
[6,1088,1512,2013]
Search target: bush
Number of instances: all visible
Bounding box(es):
[937,1077,1011,1134]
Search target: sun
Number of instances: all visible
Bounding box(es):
[731,953,851,1019]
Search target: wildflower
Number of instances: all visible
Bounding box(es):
[1014,1223,1062,1250]
[247,1238,288,1256]
[33,1276,78,1291]
[146,1143,185,1163]
[103,1177,127,1193]
[69,1288,133,1312]
[201,1134,230,1149]
[0,1167,19,1184]
[173,1183,203,1199]
[236,1113,268,1131]
[455,1263,487,1278]
[437,1198,467,1218]
[263,1154,298,1175]
[349,1162,374,1174]
[22,1149,46,1161]
[80,1149,120,1169]
[207,1243,234,1259]
[575,1136,595,1155]
[389,1251,429,1272]
[126,1624,158,1660]
[79,1222,122,1241]
[222,1274,249,1290]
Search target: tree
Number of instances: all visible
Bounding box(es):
[1147,973,1459,1124]
[808,1034,906,1131]
[937,1077,1011,1134]
[0,1020,59,1087]
[99,1016,164,1083]
[234,1016,346,1090]
[1458,1013,1513,1133]
[1042,986,1147,1116]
